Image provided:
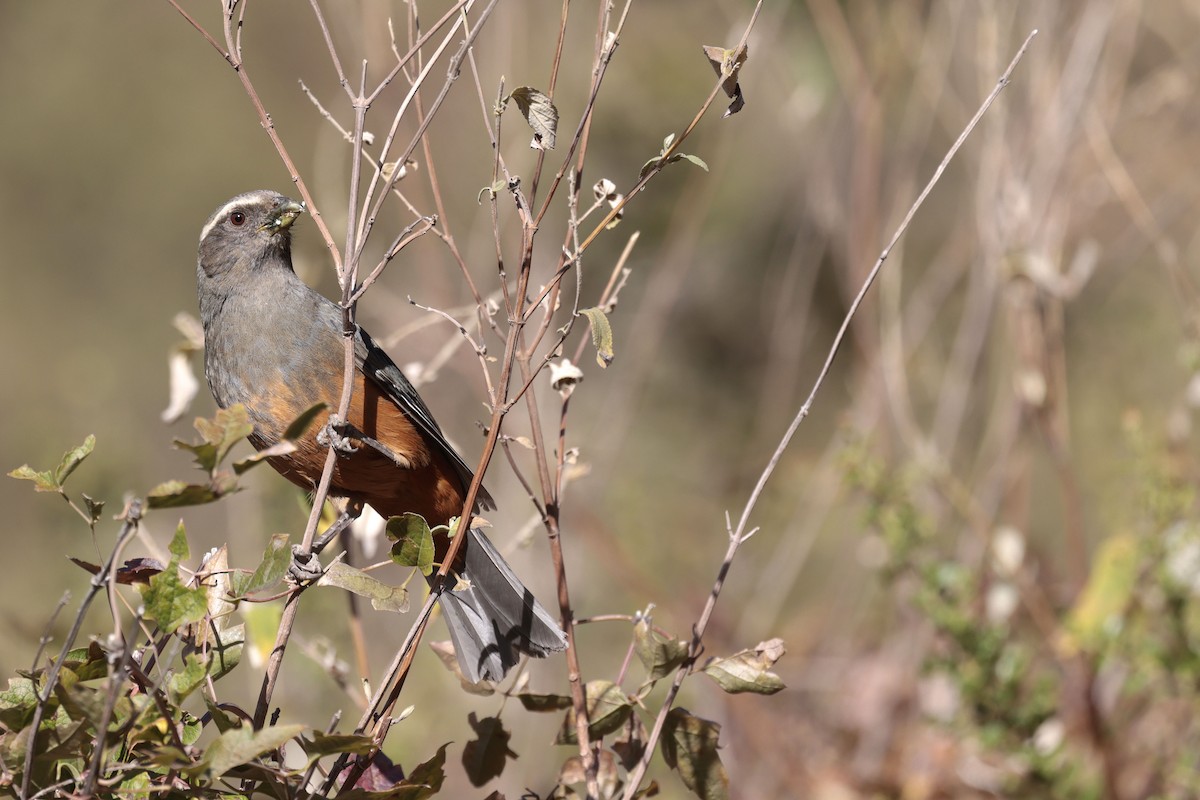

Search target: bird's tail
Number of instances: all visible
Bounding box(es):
[435,526,567,683]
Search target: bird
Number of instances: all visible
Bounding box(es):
[196,189,567,683]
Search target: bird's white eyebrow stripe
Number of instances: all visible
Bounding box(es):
[198,192,275,243]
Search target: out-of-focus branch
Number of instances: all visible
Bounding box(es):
[620,27,1038,800]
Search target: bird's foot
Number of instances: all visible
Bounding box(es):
[288,546,325,585]
[317,414,358,455]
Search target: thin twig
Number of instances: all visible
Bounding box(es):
[30,592,71,673]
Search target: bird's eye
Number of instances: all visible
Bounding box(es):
[229,211,247,226]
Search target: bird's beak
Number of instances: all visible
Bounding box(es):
[261,200,306,234]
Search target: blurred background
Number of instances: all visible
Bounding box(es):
[3,1,1199,797]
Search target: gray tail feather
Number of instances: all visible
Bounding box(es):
[436,527,567,683]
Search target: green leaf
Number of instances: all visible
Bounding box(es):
[204,699,239,734]
[231,533,291,597]
[556,681,632,744]
[142,565,207,633]
[701,638,785,695]
[195,405,254,469]
[179,710,203,745]
[0,676,39,730]
[206,623,244,680]
[7,465,58,493]
[169,520,190,562]
[299,731,377,768]
[232,440,296,475]
[672,153,709,171]
[146,480,228,509]
[462,713,516,787]
[387,513,436,577]
[189,723,304,778]
[167,653,210,702]
[635,620,689,681]
[579,307,615,368]
[166,629,243,702]
[54,435,95,486]
[509,86,558,150]
[638,134,707,178]
[283,401,328,441]
[516,692,574,712]
[661,708,728,800]
[116,770,152,798]
[316,561,409,612]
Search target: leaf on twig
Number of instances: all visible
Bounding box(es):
[298,731,376,769]
[283,401,328,441]
[231,533,291,597]
[169,520,191,562]
[639,134,709,179]
[141,564,207,634]
[406,742,450,797]
[387,513,436,576]
[462,712,517,787]
[556,681,633,744]
[233,440,297,475]
[635,619,690,681]
[580,307,615,368]
[8,464,58,493]
[168,652,213,702]
[661,708,728,800]
[9,434,96,494]
[701,44,749,117]
[509,86,558,150]
[187,723,305,778]
[55,435,96,487]
[177,405,253,473]
[146,479,231,509]
[701,638,786,695]
[316,561,409,612]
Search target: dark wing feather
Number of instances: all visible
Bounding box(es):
[355,326,495,510]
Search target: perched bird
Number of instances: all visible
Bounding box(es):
[196,189,567,682]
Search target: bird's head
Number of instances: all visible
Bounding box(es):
[197,190,306,279]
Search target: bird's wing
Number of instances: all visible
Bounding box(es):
[355,326,496,510]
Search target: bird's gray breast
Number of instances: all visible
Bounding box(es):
[200,273,341,432]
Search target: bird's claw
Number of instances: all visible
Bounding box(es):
[288,546,325,586]
[317,414,358,455]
